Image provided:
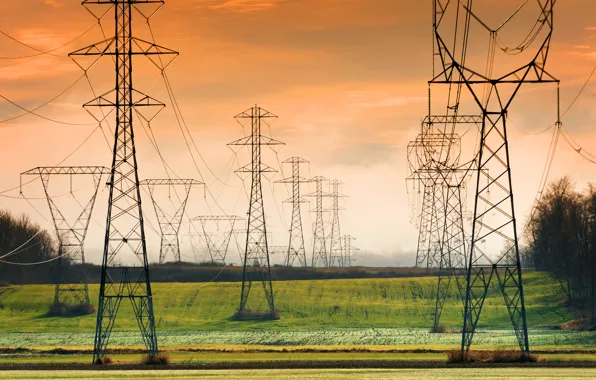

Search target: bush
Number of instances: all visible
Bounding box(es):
[46,303,96,317]
[232,309,281,321]
[94,355,113,365]
[141,353,170,365]
[447,350,540,363]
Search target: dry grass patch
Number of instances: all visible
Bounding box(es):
[93,355,113,365]
[141,352,170,365]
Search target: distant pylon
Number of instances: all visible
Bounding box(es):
[342,235,358,267]
[192,215,243,264]
[326,179,346,267]
[228,105,284,317]
[140,179,204,264]
[20,166,111,308]
[275,157,309,267]
[306,176,328,267]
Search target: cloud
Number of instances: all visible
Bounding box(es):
[346,91,426,109]
[43,0,64,8]
[200,0,285,13]
[585,26,596,31]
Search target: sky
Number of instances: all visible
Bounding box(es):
[1,0,595,267]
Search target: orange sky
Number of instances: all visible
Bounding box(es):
[1,0,596,266]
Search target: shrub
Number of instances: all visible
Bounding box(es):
[447,349,540,363]
[231,309,281,321]
[141,353,170,365]
[46,303,96,317]
[94,355,113,365]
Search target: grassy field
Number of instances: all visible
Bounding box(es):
[1,369,596,379]
[0,272,571,331]
[0,271,583,351]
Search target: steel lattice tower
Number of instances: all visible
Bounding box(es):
[431,0,558,354]
[407,115,480,331]
[70,0,178,362]
[275,157,309,267]
[342,235,357,267]
[326,179,345,267]
[140,179,203,263]
[20,166,111,308]
[306,176,328,267]
[192,215,243,263]
[228,105,284,317]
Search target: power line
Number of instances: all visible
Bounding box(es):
[0,94,98,126]
[0,74,87,124]
[0,23,97,60]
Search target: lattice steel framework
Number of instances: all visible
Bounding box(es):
[192,215,243,263]
[407,115,480,331]
[20,166,111,307]
[140,179,203,263]
[275,157,309,267]
[342,235,358,267]
[305,176,328,267]
[228,105,284,316]
[431,0,559,354]
[408,128,461,270]
[69,0,178,362]
[325,179,346,267]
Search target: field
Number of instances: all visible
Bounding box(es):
[1,369,596,379]
[0,271,593,365]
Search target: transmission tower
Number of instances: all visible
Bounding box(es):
[325,179,346,267]
[140,179,203,263]
[192,215,243,263]
[407,115,481,331]
[407,131,452,270]
[227,105,284,317]
[274,157,309,267]
[305,176,328,267]
[431,0,558,354]
[20,166,111,308]
[69,0,178,362]
[342,235,358,267]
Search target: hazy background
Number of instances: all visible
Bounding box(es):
[1,0,595,266]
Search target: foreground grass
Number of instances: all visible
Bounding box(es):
[0,351,446,364]
[0,351,595,365]
[1,328,595,351]
[1,369,596,380]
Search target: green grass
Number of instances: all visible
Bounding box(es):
[0,272,571,331]
[1,369,596,379]
[0,272,582,350]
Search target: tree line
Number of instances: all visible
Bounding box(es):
[526,176,596,324]
[0,210,56,284]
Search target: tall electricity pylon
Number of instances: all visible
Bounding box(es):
[20,166,110,308]
[192,215,243,263]
[228,105,284,317]
[140,179,203,263]
[325,179,346,267]
[70,0,178,362]
[305,176,328,267]
[274,157,309,267]
[431,0,559,354]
